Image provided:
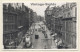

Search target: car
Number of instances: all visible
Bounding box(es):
[38,28,42,32]
[4,40,16,49]
[35,35,39,39]
[24,36,32,48]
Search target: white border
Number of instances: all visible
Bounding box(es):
[1,1,78,51]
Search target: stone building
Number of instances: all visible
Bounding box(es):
[45,2,77,48]
[33,12,38,23]
[3,3,34,49]
[3,3,19,49]
[45,6,53,31]
[61,3,77,48]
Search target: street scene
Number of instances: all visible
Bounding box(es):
[3,2,76,49]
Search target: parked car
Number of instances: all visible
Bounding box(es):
[24,35,32,48]
[38,28,42,32]
[35,35,39,39]
[4,40,16,49]
[57,43,68,49]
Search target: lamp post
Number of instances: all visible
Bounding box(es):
[29,10,31,35]
[52,15,55,33]
[51,18,54,32]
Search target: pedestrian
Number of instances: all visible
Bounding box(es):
[44,45,47,49]
[45,34,48,38]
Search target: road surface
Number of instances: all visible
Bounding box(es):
[17,22,57,49]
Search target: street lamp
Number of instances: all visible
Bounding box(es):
[29,10,31,35]
[52,15,56,33]
[51,19,54,32]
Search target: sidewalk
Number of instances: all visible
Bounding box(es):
[51,38,57,49]
[45,25,57,49]
[16,39,25,49]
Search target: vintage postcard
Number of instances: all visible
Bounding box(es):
[0,0,79,52]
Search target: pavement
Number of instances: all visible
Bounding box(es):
[16,39,25,49]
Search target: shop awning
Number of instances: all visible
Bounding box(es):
[18,26,23,28]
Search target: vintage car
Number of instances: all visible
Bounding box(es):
[24,35,32,48]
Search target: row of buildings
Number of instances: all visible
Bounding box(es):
[3,3,36,49]
[45,2,76,48]
[33,12,45,23]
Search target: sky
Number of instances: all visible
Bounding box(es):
[24,2,66,17]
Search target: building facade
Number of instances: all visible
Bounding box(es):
[3,3,34,49]
[45,6,53,31]
[61,3,76,48]
[45,2,77,48]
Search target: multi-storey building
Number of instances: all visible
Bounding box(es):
[45,6,53,31]
[61,3,76,48]
[3,3,19,49]
[45,2,77,48]
[3,3,33,49]
[33,12,38,23]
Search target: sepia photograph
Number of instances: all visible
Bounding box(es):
[3,2,77,49]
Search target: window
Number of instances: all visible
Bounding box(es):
[47,10,52,15]
[6,25,8,31]
[12,25,14,29]
[68,12,71,17]
[3,25,6,31]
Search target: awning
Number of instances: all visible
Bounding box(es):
[18,26,23,28]
[3,30,18,34]
[52,33,57,37]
